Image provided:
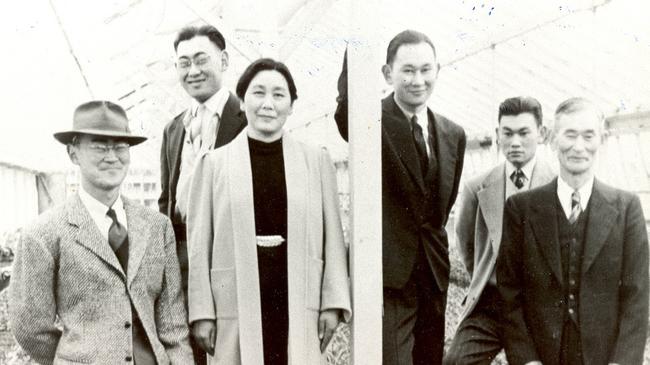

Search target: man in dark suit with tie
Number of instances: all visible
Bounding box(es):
[158,24,246,364]
[497,97,649,365]
[335,30,467,364]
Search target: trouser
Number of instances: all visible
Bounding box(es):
[383,248,446,365]
[443,285,503,365]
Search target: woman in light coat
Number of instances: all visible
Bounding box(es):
[187,58,351,365]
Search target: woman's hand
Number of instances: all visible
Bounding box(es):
[191,319,216,356]
[318,309,341,352]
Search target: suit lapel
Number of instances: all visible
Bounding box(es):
[169,112,187,212]
[124,199,149,288]
[215,93,246,148]
[432,111,460,212]
[382,95,426,192]
[530,180,563,285]
[477,165,506,253]
[581,180,618,275]
[67,195,125,278]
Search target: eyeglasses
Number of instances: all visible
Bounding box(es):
[177,55,211,70]
[84,142,130,156]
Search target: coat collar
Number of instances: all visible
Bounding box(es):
[382,94,426,192]
[66,194,149,287]
[581,179,618,274]
[530,178,617,283]
[215,93,247,148]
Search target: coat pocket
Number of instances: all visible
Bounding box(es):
[210,268,238,319]
[307,257,324,311]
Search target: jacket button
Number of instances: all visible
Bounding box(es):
[124,322,131,329]
[125,356,133,362]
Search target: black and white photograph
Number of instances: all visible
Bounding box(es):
[1,0,650,364]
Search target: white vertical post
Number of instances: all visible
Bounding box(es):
[348,2,383,364]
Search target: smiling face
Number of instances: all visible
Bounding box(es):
[498,112,543,168]
[242,70,293,142]
[175,36,228,102]
[552,109,603,178]
[382,42,438,114]
[69,135,130,196]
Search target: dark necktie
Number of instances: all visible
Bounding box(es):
[569,190,581,224]
[511,169,526,189]
[411,115,429,173]
[107,208,127,251]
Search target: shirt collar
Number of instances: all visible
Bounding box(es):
[183,87,230,129]
[557,174,594,214]
[78,187,128,231]
[505,155,537,182]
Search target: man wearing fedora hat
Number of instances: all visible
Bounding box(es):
[10,100,194,364]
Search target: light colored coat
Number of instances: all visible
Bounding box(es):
[455,159,554,323]
[9,195,194,364]
[187,130,351,365]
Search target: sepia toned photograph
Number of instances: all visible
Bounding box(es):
[1,0,650,364]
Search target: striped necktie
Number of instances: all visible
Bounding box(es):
[568,190,581,224]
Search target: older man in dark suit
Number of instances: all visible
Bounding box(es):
[335,30,466,364]
[497,97,649,365]
[158,24,246,363]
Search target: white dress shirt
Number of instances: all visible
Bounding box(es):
[557,175,594,219]
[78,187,127,241]
[395,98,432,157]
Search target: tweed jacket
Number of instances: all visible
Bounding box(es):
[10,194,193,364]
[455,159,554,323]
[497,179,649,365]
[187,130,352,365]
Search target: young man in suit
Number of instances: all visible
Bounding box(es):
[10,101,194,364]
[497,97,649,365]
[335,30,467,364]
[158,24,246,363]
[444,96,555,365]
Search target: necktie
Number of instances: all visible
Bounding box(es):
[411,115,429,173]
[107,208,127,251]
[569,190,581,224]
[511,169,526,189]
[189,104,205,144]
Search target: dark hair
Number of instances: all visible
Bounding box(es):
[174,25,226,52]
[498,96,543,127]
[386,30,437,65]
[236,58,298,103]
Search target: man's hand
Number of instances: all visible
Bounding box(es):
[191,319,216,356]
[318,309,341,352]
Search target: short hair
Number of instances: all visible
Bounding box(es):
[498,96,543,127]
[554,97,604,121]
[386,30,437,65]
[236,58,298,103]
[174,25,226,52]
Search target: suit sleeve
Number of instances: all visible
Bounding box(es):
[9,229,61,365]
[186,153,217,324]
[319,148,352,322]
[155,218,195,363]
[497,196,541,365]
[333,48,349,141]
[610,195,649,364]
[446,128,466,225]
[455,180,477,276]
[158,125,170,215]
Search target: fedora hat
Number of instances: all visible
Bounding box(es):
[54,100,147,145]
